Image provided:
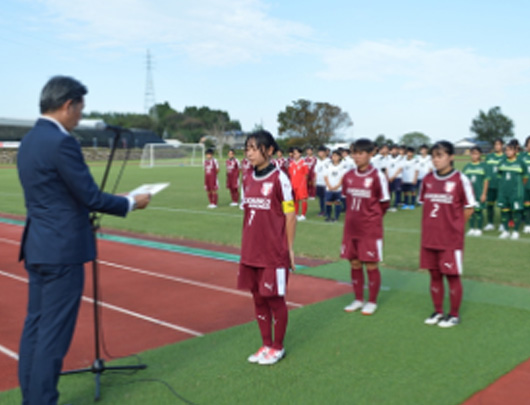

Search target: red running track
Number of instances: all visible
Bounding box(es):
[0,222,351,392]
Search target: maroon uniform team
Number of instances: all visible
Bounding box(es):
[199,135,477,365]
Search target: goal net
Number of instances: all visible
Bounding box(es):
[140,142,205,168]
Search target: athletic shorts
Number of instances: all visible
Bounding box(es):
[420,247,463,276]
[389,178,402,193]
[205,178,218,192]
[237,264,289,297]
[401,183,415,193]
[341,238,383,263]
[486,188,498,203]
[293,185,308,200]
[325,190,342,203]
[497,193,524,211]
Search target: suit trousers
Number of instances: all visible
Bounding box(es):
[18,263,84,405]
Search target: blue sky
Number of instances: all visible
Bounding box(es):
[1,0,530,143]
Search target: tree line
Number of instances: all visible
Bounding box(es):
[85,100,515,149]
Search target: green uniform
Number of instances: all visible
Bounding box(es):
[520,152,530,226]
[462,161,488,229]
[484,152,504,224]
[497,156,528,231]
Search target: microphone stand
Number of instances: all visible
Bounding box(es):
[61,128,146,401]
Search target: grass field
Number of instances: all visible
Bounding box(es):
[1,157,529,404]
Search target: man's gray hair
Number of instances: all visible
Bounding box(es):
[40,76,88,114]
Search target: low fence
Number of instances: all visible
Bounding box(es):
[0,148,143,165]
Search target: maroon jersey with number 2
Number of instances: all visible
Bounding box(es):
[418,170,475,250]
[240,167,293,269]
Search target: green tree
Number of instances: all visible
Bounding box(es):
[277,99,353,147]
[374,134,388,146]
[470,106,514,144]
[399,132,431,148]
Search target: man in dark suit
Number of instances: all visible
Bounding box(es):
[17,76,151,405]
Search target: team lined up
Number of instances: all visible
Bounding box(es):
[204,136,530,239]
[211,130,527,366]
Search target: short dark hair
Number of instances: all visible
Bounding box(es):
[352,138,375,154]
[205,148,214,155]
[331,149,342,159]
[406,146,415,153]
[419,144,429,150]
[293,146,303,154]
[506,139,519,149]
[525,135,530,148]
[493,138,504,145]
[40,76,87,114]
[430,140,454,156]
[470,146,482,153]
[317,145,327,152]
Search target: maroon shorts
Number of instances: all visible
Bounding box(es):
[237,264,289,297]
[340,238,383,263]
[420,247,463,275]
[204,177,218,192]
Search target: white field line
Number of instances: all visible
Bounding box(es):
[0,269,203,338]
[0,344,18,361]
[0,236,303,308]
[99,260,303,308]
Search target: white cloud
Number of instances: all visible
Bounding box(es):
[317,40,530,98]
[36,0,312,65]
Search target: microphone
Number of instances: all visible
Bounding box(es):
[95,122,130,132]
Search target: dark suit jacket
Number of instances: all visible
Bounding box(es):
[17,118,129,265]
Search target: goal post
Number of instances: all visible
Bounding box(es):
[140,142,205,168]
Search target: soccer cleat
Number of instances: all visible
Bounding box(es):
[297,215,306,221]
[510,231,520,240]
[388,207,398,212]
[248,346,270,363]
[466,229,476,236]
[258,348,285,365]
[344,300,364,312]
[498,224,505,232]
[438,315,460,328]
[207,204,215,209]
[361,302,377,315]
[409,205,416,210]
[401,205,409,210]
[483,223,495,231]
[475,230,482,236]
[499,231,510,239]
[424,312,444,325]
[523,225,530,234]
[229,202,239,207]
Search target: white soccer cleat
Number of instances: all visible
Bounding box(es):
[523,225,530,234]
[474,230,482,236]
[510,231,520,240]
[483,223,495,231]
[258,348,285,365]
[229,202,239,207]
[498,224,505,232]
[297,215,306,221]
[344,300,364,312]
[438,315,460,328]
[388,207,398,213]
[499,231,510,239]
[466,229,476,236]
[361,302,377,315]
[248,346,270,363]
[424,312,444,325]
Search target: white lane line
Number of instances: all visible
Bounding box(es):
[99,260,303,308]
[0,344,18,361]
[0,236,304,308]
[0,269,203,337]
[0,237,20,246]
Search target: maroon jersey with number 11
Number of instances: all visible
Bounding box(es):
[418,170,476,250]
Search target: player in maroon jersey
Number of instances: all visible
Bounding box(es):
[341,139,390,315]
[225,149,241,206]
[305,146,317,199]
[418,141,476,328]
[274,149,289,174]
[238,130,296,366]
[203,148,219,208]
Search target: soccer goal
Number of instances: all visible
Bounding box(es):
[140,142,205,168]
